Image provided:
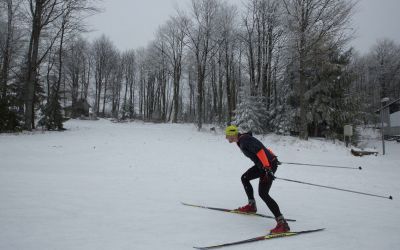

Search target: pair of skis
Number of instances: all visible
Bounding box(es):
[182,202,324,249]
[181,202,296,221]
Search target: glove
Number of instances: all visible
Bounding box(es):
[265,169,276,180]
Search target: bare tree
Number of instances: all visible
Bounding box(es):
[219,2,238,123]
[156,15,188,123]
[65,37,90,115]
[53,0,97,104]
[23,0,64,130]
[241,0,283,98]
[185,0,221,130]
[38,0,98,128]
[0,0,19,99]
[242,0,257,95]
[136,48,146,119]
[372,39,400,100]
[121,49,136,119]
[92,34,118,117]
[260,0,282,105]
[134,45,167,121]
[0,0,98,131]
[0,0,22,132]
[110,53,122,119]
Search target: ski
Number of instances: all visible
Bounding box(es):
[193,228,325,249]
[181,202,296,222]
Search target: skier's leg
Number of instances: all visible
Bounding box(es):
[258,173,282,218]
[260,177,290,233]
[241,165,263,202]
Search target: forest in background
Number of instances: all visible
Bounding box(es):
[1,0,400,140]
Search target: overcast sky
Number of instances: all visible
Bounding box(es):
[85,0,400,54]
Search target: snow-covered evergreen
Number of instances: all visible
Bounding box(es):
[233,87,269,134]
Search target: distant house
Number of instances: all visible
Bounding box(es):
[383,101,400,137]
[64,99,91,118]
[391,111,400,126]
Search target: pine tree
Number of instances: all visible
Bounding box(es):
[233,87,269,134]
[306,46,360,138]
[273,59,301,135]
[120,100,135,120]
[0,84,23,132]
[38,91,66,131]
[269,85,297,135]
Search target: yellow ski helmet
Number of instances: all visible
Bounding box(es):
[225,125,238,136]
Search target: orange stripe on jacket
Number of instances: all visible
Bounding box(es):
[256,149,271,169]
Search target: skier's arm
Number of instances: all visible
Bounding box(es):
[256,149,271,170]
[241,136,273,171]
[256,149,275,179]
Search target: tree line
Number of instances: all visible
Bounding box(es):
[1,0,400,140]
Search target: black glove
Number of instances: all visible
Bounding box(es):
[265,169,276,180]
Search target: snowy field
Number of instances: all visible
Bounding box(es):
[1,119,399,250]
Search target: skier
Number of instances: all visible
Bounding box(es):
[225,125,290,234]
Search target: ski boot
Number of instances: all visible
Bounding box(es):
[270,216,290,234]
[234,203,257,213]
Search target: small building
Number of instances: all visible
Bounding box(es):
[64,99,91,118]
[382,101,400,138]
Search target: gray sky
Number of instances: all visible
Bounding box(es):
[85,0,400,54]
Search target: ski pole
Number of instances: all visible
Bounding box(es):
[280,161,362,170]
[275,177,393,200]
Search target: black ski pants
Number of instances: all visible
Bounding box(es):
[241,164,282,218]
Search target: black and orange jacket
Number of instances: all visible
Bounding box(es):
[237,133,277,171]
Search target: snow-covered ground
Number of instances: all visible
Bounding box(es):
[1,119,399,250]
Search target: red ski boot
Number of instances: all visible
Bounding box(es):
[234,203,257,213]
[270,217,290,234]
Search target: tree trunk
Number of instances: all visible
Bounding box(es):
[197,63,204,130]
[55,21,65,100]
[1,0,13,99]
[84,59,90,100]
[217,52,223,124]
[24,1,44,130]
[172,65,181,123]
[130,76,134,119]
[247,31,256,96]
[225,44,233,123]
[102,75,108,116]
[298,29,308,140]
